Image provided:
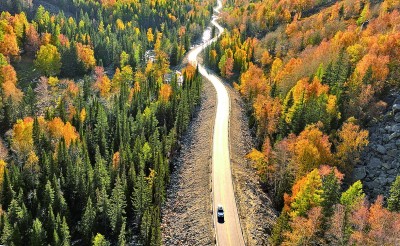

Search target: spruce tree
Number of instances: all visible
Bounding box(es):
[388,175,400,212]
[59,216,70,246]
[30,218,46,246]
[117,221,126,246]
[107,176,127,236]
[80,197,96,243]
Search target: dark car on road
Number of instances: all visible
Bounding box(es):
[217,205,224,223]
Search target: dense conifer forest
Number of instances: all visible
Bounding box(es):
[0,0,213,244]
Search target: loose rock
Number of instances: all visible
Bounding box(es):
[353,93,400,198]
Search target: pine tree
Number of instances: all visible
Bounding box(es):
[52,176,68,219]
[96,187,109,235]
[340,180,365,211]
[321,170,341,217]
[270,211,290,246]
[117,221,126,246]
[92,233,110,246]
[43,180,55,209]
[1,169,13,210]
[59,216,70,246]
[150,207,161,246]
[388,175,400,212]
[80,197,96,243]
[30,218,46,246]
[132,160,150,220]
[107,176,127,235]
[1,214,13,245]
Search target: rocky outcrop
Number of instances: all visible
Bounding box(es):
[353,94,400,198]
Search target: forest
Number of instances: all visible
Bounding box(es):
[205,0,400,244]
[0,0,214,245]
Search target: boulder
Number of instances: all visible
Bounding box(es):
[353,167,367,180]
[387,149,399,157]
[391,124,400,133]
[376,144,387,154]
[366,180,381,190]
[387,176,396,184]
[369,158,382,169]
[387,168,398,175]
[377,177,388,185]
[395,113,400,123]
[389,132,400,141]
[382,162,390,170]
[393,104,400,114]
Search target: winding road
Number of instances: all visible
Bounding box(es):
[188,1,245,245]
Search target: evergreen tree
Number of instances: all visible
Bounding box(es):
[107,176,127,236]
[1,169,13,210]
[132,161,150,220]
[117,221,126,246]
[1,214,13,245]
[80,197,96,243]
[59,216,70,246]
[321,170,341,217]
[92,233,109,246]
[388,175,400,212]
[30,218,46,246]
[340,180,365,211]
[270,211,290,246]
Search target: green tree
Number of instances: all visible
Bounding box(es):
[107,176,127,235]
[30,218,46,246]
[117,221,126,246]
[59,216,70,246]
[1,214,13,245]
[270,211,290,246]
[92,233,109,246]
[81,197,96,242]
[340,180,365,210]
[34,44,61,76]
[321,170,341,217]
[290,169,324,218]
[388,175,400,212]
[1,169,13,210]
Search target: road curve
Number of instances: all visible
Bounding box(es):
[188,1,245,245]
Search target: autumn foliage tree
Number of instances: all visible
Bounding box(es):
[159,84,172,102]
[11,117,34,160]
[1,64,23,103]
[293,123,332,177]
[76,42,96,71]
[0,19,19,57]
[34,44,61,76]
[335,118,369,174]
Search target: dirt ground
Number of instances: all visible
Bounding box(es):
[161,76,277,245]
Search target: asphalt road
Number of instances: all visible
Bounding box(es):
[188,1,245,245]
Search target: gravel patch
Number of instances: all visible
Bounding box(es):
[161,79,216,246]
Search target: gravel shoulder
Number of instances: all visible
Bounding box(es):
[161,78,215,246]
[227,85,277,246]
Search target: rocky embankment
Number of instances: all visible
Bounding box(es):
[353,94,400,198]
[161,80,215,246]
